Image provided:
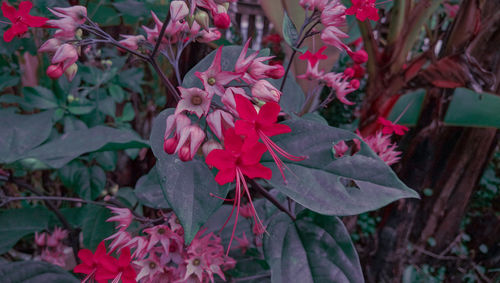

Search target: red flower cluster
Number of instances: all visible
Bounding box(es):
[346,0,380,22]
[1,1,48,42]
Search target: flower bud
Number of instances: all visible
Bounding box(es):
[47,64,63,79]
[266,64,285,79]
[251,80,281,103]
[39,38,62,53]
[348,49,368,64]
[202,140,223,157]
[350,79,360,89]
[343,67,355,78]
[164,138,178,154]
[170,1,189,22]
[64,63,78,81]
[52,6,87,25]
[178,145,192,162]
[35,232,47,247]
[46,234,59,248]
[213,12,230,29]
[194,10,210,31]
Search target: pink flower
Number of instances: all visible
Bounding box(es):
[347,49,368,64]
[122,236,149,259]
[239,203,253,218]
[234,232,250,254]
[144,225,176,254]
[202,139,224,157]
[175,87,212,118]
[362,131,402,165]
[320,0,346,27]
[195,47,240,96]
[213,12,231,29]
[39,38,62,53]
[235,39,259,75]
[135,253,163,282]
[299,0,329,11]
[46,64,63,79]
[322,72,359,105]
[50,5,87,25]
[163,114,191,154]
[118,34,145,51]
[345,0,380,22]
[297,61,325,81]
[170,0,189,22]
[175,124,206,161]
[197,27,221,43]
[251,80,281,103]
[206,110,235,140]
[51,43,78,71]
[106,206,133,231]
[299,46,328,67]
[333,140,349,158]
[377,117,409,136]
[245,57,285,83]
[221,87,249,115]
[105,230,132,252]
[321,26,349,51]
[35,232,47,246]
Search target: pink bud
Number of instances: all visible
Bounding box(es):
[202,140,223,157]
[213,13,230,29]
[52,44,78,70]
[251,80,281,103]
[39,38,62,53]
[343,67,355,78]
[170,0,189,22]
[206,110,234,140]
[178,145,192,162]
[352,64,365,78]
[350,79,360,89]
[35,232,47,247]
[197,28,221,43]
[47,64,63,79]
[46,234,59,248]
[348,49,368,64]
[52,6,87,25]
[164,138,178,154]
[266,64,285,79]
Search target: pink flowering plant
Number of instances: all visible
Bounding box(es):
[3,0,499,282]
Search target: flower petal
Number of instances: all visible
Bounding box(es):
[235,94,257,121]
[257,101,281,125]
[206,149,235,170]
[215,168,236,185]
[1,2,16,22]
[260,123,291,137]
[241,142,267,165]
[240,163,272,180]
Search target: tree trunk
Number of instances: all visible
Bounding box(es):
[363,0,500,281]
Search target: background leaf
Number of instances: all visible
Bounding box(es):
[283,11,299,47]
[444,88,500,128]
[0,261,78,283]
[134,165,169,209]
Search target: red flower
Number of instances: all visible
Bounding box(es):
[205,128,271,254]
[1,1,48,42]
[73,242,109,283]
[299,46,328,67]
[233,94,306,183]
[96,247,137,283]
[345,0,379,22]
[377,117,409,136]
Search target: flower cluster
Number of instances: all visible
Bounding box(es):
[1,1,47,42]
[74,207,235,283]
[38,5,87,81]
[34,227,71,268]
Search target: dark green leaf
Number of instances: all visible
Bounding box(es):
[80,205,114,250]
[283,11,299,47]
[108,83,125,102]
[134,165,169,209]
[21,126,148,168]
[388,89,426,126]
[0,261,79,283]
[150,109,229,243]
[444,88,500,128]
[0,207,51,254]
[0,74,19,91]
[119,102,135,122]
[263,118,418,216]
[264,210,364,283]
[59,161,106,200]
[0,109,53,164]
[23,86,59,109]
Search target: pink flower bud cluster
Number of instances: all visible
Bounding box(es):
[102,207,235,283]
[163,38,285,162]
[39,6,87,81]
[35,227,71,268]
[356,131,402,166]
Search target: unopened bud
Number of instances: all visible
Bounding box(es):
[164,138,178,154]
[213,12,230,29]
[178,145,192,162]
[202,140,223,157]
[64,63,78,81]
[47,64,63,79]
[194,10,210,31]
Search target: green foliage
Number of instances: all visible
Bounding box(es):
[134,165,169,209]
[444,88,500,128]
[0,261,78,283]
[262,117,419,216]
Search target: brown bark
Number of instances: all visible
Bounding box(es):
[362,0,500,281]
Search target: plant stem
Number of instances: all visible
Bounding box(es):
[151,12,171,59]
[247,179,296,221]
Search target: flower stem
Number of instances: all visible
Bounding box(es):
[247,178,296,221]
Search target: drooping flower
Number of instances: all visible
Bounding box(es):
[320,0,346,27]
[345,0,380,22]
[377,117,409,136]
[205,128,271,253]
[322,72,359,105]
[206,110,235,140]
[233,94,306,182]
[251,80,282,103]
[299,46,328,67]
[163,113,191,155]
[297,61,325,81]
[176,87,212,118]
[321,25,349,51]
[195,47,240,96]
[118,34,145,51]
[174,124,206,161]
[50,5,87,25]
[106,206,133,231]
[170,0,189,22]
[1,1,48,42]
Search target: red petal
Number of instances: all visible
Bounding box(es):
[223,128,244,153]
[206,149,235,170]
[241,142,267,165]
[94,241,107,258]
[260,123,291,137]
[18,1,33,16]
[73,264,93,274]
[240,163,272,180]
[215,168,236,185]
[118,248,131,267]
[235,94,257,121]
[257,102,280,125]
[77,249,94,264]
[234,120,255,137]
[122,267,137,283]
[23,15,48,27]
[1,2,16,22]
[3,28,16,42]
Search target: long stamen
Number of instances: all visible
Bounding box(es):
[112,272,123,283]
[82,269,96,283]
[240,174,267,235]
[218,187,237,234]
[226,169,242,256]
[209,193,235,201]
[259,132,306,161]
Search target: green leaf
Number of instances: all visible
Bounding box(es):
[388,89,426,126]
[21,126,149,168]
[23,86,59,109]
[108,83,125,102]
[150,109,229,244]
[444,88,500,128]
[263,118,418,216]
[0,74,19,91]
[283,11,299,47]
[59,161,106,200]
[0,207,51,254]
[119,102,135,122]
[80,205,114,250]
[135,165,169,209]
[264,210,364,283]
[0,261,78,283]
[0,108,53,164]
